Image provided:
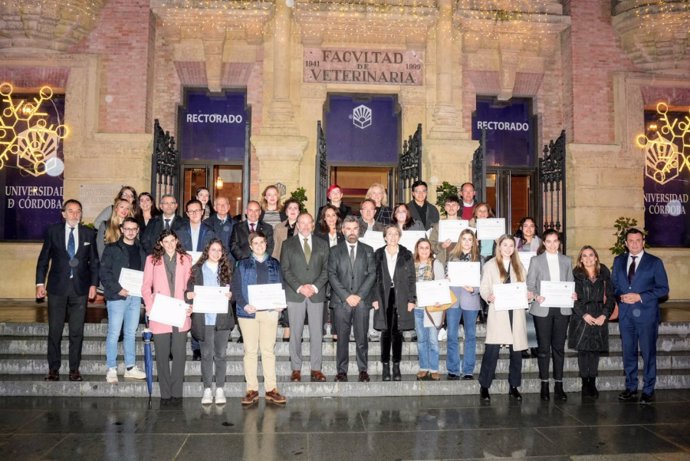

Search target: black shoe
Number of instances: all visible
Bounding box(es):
[69,370,83,382]
[639,392,654,405]
[521,350,531,358]
[554,382,567,401]
[618,389,638,401]
[392,363,401,381]
[590,378,599,399]
[462,375,474,381]
[480,386,491,401]
[171,397,183,406]
[509,387,522,401]
[160,398,172,406]
[581,377,590,397]
[530,347,539,357]
[447,373,461,381]
[45,369,59,381]
[237,336,243,343]
[335,372,348,382]
[193,350,201,361]
[382,362,391,382]
[540,381,550,401]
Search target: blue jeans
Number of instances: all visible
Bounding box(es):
[459,309,479,376]
[445,307,460,375]
[106,296,142,368]
[414,309,439,372]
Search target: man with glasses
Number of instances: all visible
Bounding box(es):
[407,180,440,231]
[142,194,186,254]
[178,199,216,255]
[99,217,147,383]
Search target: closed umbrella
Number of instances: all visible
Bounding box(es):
[142,327,154,408]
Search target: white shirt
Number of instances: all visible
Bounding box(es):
[64,223,79,252]
[328,233,338,247]
[627,251,644,272]
[546,252,560,281]
[190,223,200,251]
[385,246,399,281]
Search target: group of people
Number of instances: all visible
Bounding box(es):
[35,180,669,407]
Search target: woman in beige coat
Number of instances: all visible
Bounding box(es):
[478,234,530,402]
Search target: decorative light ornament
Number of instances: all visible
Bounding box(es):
[0,82,68,177]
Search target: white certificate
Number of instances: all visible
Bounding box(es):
[248,283,287,311]
[540,281,575,308]
[518,251,536,272]
[416,279,451,308]
[192,285,229,314]
[399,230,427,251]
[438,220,469,243]
[118,268,143,298]
[493,282,529,311]
[476,218,506,241]
[149,294,187,328]
[447,261,481,287]
[359,231,385,250]
[187,251,202,265]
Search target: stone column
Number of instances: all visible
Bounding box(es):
[430,0,459,132]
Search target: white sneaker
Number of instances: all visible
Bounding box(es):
[201,388,213,405]
[215,387,226,405]
[124,366,146,380]
[438,328,448,342]
[106,368,118,384]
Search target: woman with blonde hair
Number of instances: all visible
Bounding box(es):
[97,198,133,258]
[478,234,530,402]
[365,182,393,225]
[260,185,285,229]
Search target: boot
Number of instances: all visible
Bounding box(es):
[540,381,550,401]
[554,381,568,401]
[382,362,391,381]
[581,377,590,397]
[590,377,599,399]
[392,362,402,381]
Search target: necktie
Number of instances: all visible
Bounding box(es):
[250,223,255,232]
[303,237,311,263]
[628,255,637,284]
[349,245,356,269]
[164,218,171,230]
[68,227,76,278]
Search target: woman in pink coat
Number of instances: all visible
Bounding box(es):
[142,230,193,405]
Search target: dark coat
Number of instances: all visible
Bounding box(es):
[186,264,234,341]
[373,245,417,331]
[141,214,187,254]
[203,214,236,257]
[230,220,275,261]
[280,234,330,303]
[177,221,216,253]
[99,237,147,301]
[328,240,377,308]
[568,265,615,351]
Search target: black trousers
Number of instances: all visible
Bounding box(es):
[577,351,601,378]
[478,309,522,389]
[47,282,87,372]
[534,311,570,381]
[334,303,369,373]
[380,288,403,364]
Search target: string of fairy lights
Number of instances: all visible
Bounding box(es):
[630,0,690,34]
[0,0,105,20]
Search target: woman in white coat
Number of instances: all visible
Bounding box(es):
[478,234,530,402]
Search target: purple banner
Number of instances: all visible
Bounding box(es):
[178,89,248,162]
[325,94,400,165]
[472,98,534,167]
[0,92,65,241]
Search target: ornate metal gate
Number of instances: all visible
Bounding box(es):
[315,120,329,213]
[151,119,180,201]
[538,129,567,247]
[471,129,487,203]
[397,123,423,203]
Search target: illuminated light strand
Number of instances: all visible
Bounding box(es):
[0,82,68,178]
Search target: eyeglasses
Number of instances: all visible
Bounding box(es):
[187,209,203,214]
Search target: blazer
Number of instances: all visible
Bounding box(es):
[280,234,330,303]
[232,255,283,319]
[203,214,236,256]
[372,245,417,331]
[407,200,440,230]
[314,230,345,247]
[230,220,275,261]
[480,258,528,350]
[177,221,216,253]
[272,219,296,260]
[36,222,99,296]
[141,214,187,254]
[141,253,193,334]
[357,219,384,237]
[527,252,575,317]
[185,264,235,341]
[611,251,669,322]
[99,237,147,301]
[328,240,377,309]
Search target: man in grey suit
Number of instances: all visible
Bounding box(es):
[281,212,330,382]
[329,216,377,382]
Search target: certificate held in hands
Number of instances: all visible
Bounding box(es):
[149,294,188,328]
[493,282,529,311]
[193,286,229,314]
[438,220,469,242]
[416,279,451,308]
[476,218,505,241]
[248,283,287,311]
[399,230,427,251]
[447,261,481,287]
[118,268,144,297]
[540,281,575,308]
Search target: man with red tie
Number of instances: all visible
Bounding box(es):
[230,200,274,261]
[612,228,669,405]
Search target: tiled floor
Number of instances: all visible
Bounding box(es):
[1,390,689,460]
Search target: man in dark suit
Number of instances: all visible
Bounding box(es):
[281,212,330,382]
[328,215,376,382]
[178,199,216,254]
[612,228,669,404]
[230,200,274,261]
[35,199,99,381]
[204,196,236,258]
[407,180,440,231]
[141,194,186,254]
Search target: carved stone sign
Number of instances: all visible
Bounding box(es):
[303,48,424,86]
